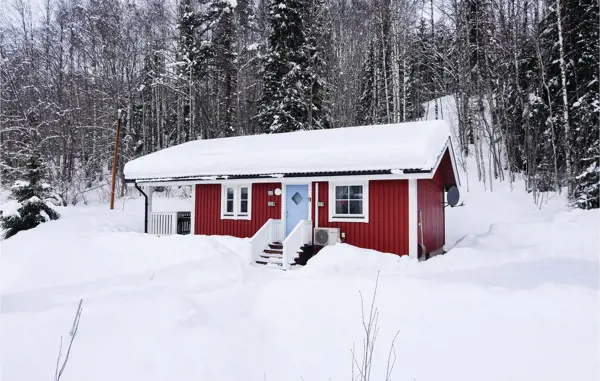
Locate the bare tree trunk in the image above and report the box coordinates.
[555,0,572,195]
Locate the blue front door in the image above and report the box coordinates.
[285,184,309,236]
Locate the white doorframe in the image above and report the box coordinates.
[408,179,418,258]
[281,182,312,238]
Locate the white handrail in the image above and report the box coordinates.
[250,219,282,264]
[282,220,312,270]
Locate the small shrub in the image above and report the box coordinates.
[1,151,60,239]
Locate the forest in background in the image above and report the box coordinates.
[0,0,597,208]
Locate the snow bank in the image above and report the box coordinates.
[0,199,21,217]
[0,203,246,293]
[124,120,451,180]
[301,208,599,289]
[298,243,415,276]
[2,196,598,381]
[301,174,598,291]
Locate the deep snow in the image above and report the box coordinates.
[1,172,598,381]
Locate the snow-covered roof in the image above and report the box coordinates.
[124,120,453,182]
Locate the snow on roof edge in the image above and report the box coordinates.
[124,121,452,181]
[128,168,432,184]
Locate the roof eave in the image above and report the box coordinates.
[125,168,435,186]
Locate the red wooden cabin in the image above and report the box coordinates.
[124,121,461,268]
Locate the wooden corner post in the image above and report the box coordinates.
[110,109,122,210]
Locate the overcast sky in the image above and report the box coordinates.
[0,0,180,29]
[0,0,46,29]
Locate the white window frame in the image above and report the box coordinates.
[328,180,369,223]
[221,184,252,220]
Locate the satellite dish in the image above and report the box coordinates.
[274,188,282,196]
[447,186,460,207]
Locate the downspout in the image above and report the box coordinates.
[134,182,149,233]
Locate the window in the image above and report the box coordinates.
[239,186,249,215]
[225,187,234,215]
[328,181,369,222]
[221,185,251,220]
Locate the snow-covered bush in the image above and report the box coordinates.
[0,152,59,239]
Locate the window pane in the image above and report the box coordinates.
[226,187,234,200]
[240,187,248,200]
[335,186,348,199]
[335,200,348,214]
[349,200,363,214]
[226,200,234,213]
[240,200,248,214]
[350,186,363,199]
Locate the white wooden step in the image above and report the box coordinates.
[260,252,283,259]
[256,257,282,265]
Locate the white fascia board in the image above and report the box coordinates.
[447,139,462,187]
[429,139,461,188]
[131,172,435,187]
[429,141,449,179]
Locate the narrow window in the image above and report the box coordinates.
[239,187,249,215]
[335,186,349,214]
[349,185,363,214]
[226,187,234,215]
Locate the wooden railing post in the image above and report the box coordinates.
[282,220,312,270]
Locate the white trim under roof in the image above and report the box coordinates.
[446,140,462,187]
[129,172,436,187]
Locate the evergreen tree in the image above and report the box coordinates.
[355,0,393,125]
[210,0,238,137]
[176,0,201,142]
[1,148,60,239]
[411,19,434,117]
[568,0,599,208]
[234,0,260,135]
[177,0,207,81]
[257,0,333,132]
[357,42,377,125]
[257,0,309,133]
[303,0,333,129]
[540,0,599,207]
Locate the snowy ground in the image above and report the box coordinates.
[2,172,598,381]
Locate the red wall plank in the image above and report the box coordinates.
[417,157,446,253]
[312,180,409,255]
[194,182,282,237]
